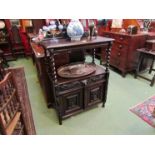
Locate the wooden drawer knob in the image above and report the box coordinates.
[117,52,121,56]
[120,37,123,40]
[119,45,123,49]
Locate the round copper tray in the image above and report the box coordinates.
[57,62,96,78]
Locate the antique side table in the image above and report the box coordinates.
[135,48,155,86]
[33,36,114,124]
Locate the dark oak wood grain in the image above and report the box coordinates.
[31,36,113,124]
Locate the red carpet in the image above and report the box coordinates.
[130,95,155,128]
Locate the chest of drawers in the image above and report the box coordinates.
[102,32,147,77]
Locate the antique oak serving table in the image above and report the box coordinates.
[32,36,114,124]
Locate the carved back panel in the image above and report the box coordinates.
[0,72,26,135]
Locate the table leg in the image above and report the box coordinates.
[149,58,155,74]
[150,74,155,86]
[102,42,111,107]
[92,48,95,64]
[134,53,144,78]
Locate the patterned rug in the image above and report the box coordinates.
[130,95,155,128]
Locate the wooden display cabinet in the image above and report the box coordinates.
[32,36,113,124]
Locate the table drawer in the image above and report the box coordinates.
[55,81,82,95]
[111,42,128,52]
[111,48,128,59]
[115,35,130,44]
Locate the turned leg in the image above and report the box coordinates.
[102,101,105,107]
[150,74,155,86]
[100,59,102,65]
[122,72,126,78]
[55,104,62,125]
[102,71,110,107]
[149,58,155,74]
[58,114,62,125]
[102,42,112,107]
[56,98,63,125]
[92,48,96,64]
[134,53,144,79]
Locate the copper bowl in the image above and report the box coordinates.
[57,62,96,78]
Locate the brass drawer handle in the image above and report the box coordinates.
[117,52,121,56]
[119,45,123,49]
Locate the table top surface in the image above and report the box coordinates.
[103,31,155,37]
[30,36,114,58]
[137,48,155,56]
[146,39,155,43]
[0,41,9,45]
[40,36,114,49]
[30,42,44,58]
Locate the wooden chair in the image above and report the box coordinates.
[0,72,27,135]
[9,25,26,57]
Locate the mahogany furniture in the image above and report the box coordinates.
[147,32,155,40]
[27,33,38,63]
[0,39,13,60]
[32,36,114,125]
[146,39,155,51]
[9,25,26,57]
[0,33,13,59]
[30,42,53,106]
[101,31,147,77]
[135,49,155,86]
[0,20,37,59]
[149,21,155,32]
[0,20,15,59]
